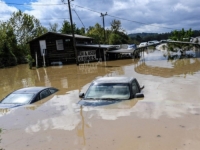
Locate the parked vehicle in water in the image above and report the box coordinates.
[78,77,144,106]
[147,40,160,45]
[0,87,58,109]
[127,44,137,49]
[138,42,148,47]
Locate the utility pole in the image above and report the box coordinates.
[62,0,79,65]
[100,12,107,44]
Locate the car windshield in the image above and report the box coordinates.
[85,83,130,100]
[1,93,35,104]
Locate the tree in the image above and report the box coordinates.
[0,10,47,67]
[110,19,122,33]
[0,21,18,67]
[86,23,104,43]
[109,33,122,44]
[170,28,193,41]
[8,10,47,45]
[48,23,59,32]
[59,20,73,34]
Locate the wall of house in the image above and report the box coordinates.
[29,33,97,66]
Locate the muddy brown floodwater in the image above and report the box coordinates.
[1,48,200,150]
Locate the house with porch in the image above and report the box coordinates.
[27,32,119,67]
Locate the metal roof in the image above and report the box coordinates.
[76,44,119,49]
[107,49,135,53]
[27,32,93,43]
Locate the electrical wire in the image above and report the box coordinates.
[72,9,85,28]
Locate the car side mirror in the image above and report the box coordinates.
[135,93,144,98]
[79,93,85,98]
[140,85,144,90]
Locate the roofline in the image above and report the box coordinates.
[27,32,94,44]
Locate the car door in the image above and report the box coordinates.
[39,89,51,100]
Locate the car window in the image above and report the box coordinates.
[40,89,51,99]
[49,88,58,94]
[132,81,139,96]
[31,95,40,104]
[1,93,35,104]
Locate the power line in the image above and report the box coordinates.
[107,14,176,30]
[72,9,85,28]
[73,4,176,30]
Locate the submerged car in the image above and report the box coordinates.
[0,87,58,109]
[127,44,137,49]
[147,40,160,45]
[78,77,144,106]
[138,42,148,47]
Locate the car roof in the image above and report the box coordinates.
[13,87,52,94]
[139,42,147,44]
[93,77,135,84]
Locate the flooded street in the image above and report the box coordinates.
[1,48,200,150]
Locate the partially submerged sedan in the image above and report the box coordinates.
[0,87,58,109]
[78,77,144,106]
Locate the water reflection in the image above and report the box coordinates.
[82,98,144,120]
[0,58,139,99]
[76,106,86,145]
[135,49,200,77]
[24,90,81,133]
[1,49,200,150]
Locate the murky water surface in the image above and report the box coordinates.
[1,48,200,150]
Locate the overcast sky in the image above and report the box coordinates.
[1,0,200,34]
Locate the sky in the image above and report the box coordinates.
[0,0,200,34]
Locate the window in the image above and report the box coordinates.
[132,81,139,96]
[56,39,64,50]
[40,90,51,99]
[49,88,58,94]
[1,93,34,104]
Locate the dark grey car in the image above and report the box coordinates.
[78,77,144,106]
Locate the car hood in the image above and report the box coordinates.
[0,103,24,109]
[78,99,122,106]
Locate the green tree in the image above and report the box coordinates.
[109,33,122,44]
[168,28,194,53]
[86,23,104,43]
[109,19,129,44]
[60,20,72,34]
[7,10,47,64]
[170,28,193,41]
[8,10,47,45]
[0,22,18,67]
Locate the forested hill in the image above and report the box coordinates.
[128,33,158,38]
[128,30,200,42]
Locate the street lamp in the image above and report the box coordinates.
[100,12,107,44]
